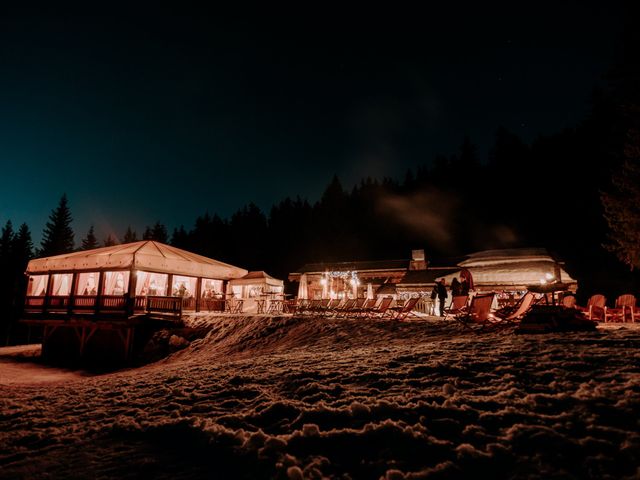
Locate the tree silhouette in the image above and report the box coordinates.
[13,223,33,264]
[601,129,640,270]
[40,194,74,257]
[81,225,99,250]
[143,222,169,243]
[171,226,189,248]
[123,226,138,243]
[103,234,118,247]
[0,220,13,262]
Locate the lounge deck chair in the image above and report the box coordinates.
[351,298,378,317]
[453,293,499,331]
[443,295,469,320]
[366,297,393,319]
[491,291,536,325]
[387,297,421,321]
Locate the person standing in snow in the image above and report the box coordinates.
[430,279,448,316]
[451,277,462,297]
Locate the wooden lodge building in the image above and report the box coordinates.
[289,248,578,306]
[21,241,253,363]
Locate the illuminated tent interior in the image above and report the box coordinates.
[228,271,284,313]
[24,241,248,314]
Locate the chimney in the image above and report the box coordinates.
[409,249,427,270]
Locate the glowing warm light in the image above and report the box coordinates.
[320,278,327,286]
[545,273,555,281]
[540,278,547,284]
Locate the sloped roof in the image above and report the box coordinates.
[459,248,552,267]
[398,268,461,285]
[294,259,409,274]
[241,271,277,280]
[26,241,248,280]
[229,270,283,286]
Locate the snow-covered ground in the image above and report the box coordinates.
[1,315,639,479]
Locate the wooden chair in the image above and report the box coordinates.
[561,294,577,308]
[453,293,497,330]
[604,294,637,323]
[577,294,606,321]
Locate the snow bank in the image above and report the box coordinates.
[1,317,639,479]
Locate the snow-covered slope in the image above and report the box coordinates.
[1,316,639,479]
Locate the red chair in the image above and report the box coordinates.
[577,294,606,321]
[388,297,421,321]
[454,293,497,330]
[444,295,469,320]
[604,294,637,323]
[491,291,536,324]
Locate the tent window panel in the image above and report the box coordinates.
[135,271,168,296]
[172,275,196,298]
[27,275,49,296]
[267,285,283,294]
[201,279,223,298]
[51,274,73,296]
[103,271,130,295]
[76,272,99,295]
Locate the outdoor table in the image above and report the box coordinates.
[527,282,572,305]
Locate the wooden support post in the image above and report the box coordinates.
[127,269,138,317]
[95,272,105,315]
[125,327,133,360]
[79,327,87,357]
[45,274,54,314]
[67,272,78,317]
[167,274,174,297]
[195,277,202,312]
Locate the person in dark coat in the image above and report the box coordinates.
[460,278,470,296]
[451,277,462,297]
[430,278,448,316]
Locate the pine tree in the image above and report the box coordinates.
[123,226,138,243]
[12,223,33,267]
[40,194,75,256]
[601,129,640,270]
[81,225,99,250]
[103,234,118,247]
[0,220,13,261]
[11,223,33,308]
[0,221,15,326]
[171,225,189,248]
[143,222,168,243]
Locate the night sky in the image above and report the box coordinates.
[0,3,625,244]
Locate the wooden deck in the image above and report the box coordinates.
[20,296,185,365]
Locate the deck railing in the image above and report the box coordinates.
[25,294,182,319]
[146,296,182,319]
